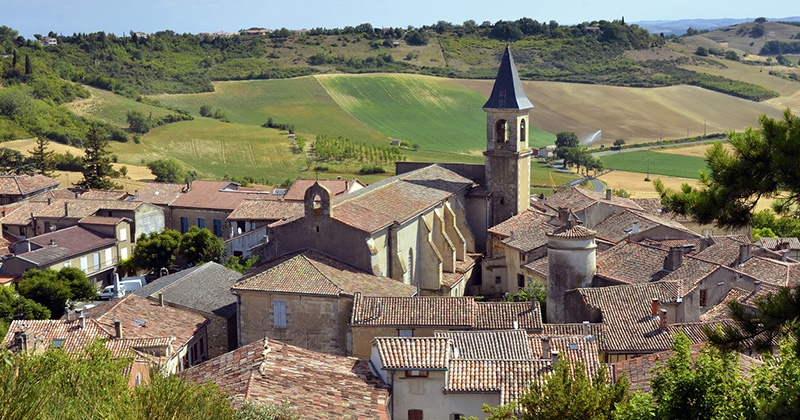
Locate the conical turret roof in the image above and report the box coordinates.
[483,45,534,110]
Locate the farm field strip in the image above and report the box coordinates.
[599,150,709,179]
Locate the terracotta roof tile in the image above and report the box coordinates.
[488,209,557,252]
[592,209,699,243]
[3,319,111,352]
[283,178,364,201]
[227,199,303,221]
[170,180,269,211]
[595,242,672,284]
[93,295,208,349]
[0,200,50,225]
[331,165,474,233]
[374,337,450,369]
[757,237,800,251]
[182,338,389,418]
[542,187,643,213]
[436,329,533,360]
[79,190,130,200]
[351,295,543,330]
[136,182,186,206]
[232,250,417,297]
[548,224,596,239]
[0,175,59,196]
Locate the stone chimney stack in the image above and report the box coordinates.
[558,207,569,225]
[582,320,590,337]
[114,319,123,339]
[551,350,559,367]
[64,202,69,217]
[541,338,551,359]
[158,292,165,307]
[651,298,659,317]
[78,311,86,329]
[738,243,752,265]
[659,309,667,330]
[664,246,683,271]
[606,189,612,200]
[754,280,762,293]
[632,221,639,235]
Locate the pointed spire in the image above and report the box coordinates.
[483,45,533,110]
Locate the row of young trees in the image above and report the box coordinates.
[553,131,605,176]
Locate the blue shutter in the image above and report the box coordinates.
[180,217,188,234]
[197,218,205,229]
[213,219,223,237]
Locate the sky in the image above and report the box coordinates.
[4,0,799,39]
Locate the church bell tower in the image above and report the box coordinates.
[483,45,534,227]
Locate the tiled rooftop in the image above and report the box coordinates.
[136,182,186,206]
[92,295,208,349]
[330,165,474,233]
[351,295,543,330]
[232,250,417,298]
[79,190,130,200]
[591,209,698,243]
[0,174,59,196]
[182,338,390,418]
[757,237,800,251]
[374,337,450,369]
[170,180,269,211]
[488,209,557,252]
[542,187,643,214]
[227,199,303,221]
[134,262,240,318]
[15,226,117,266]
[3,318,110,352]
[283,178,364,201]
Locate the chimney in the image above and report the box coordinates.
[26,240,31,253]
[632,221,639,235]
[158,292,165,307]
[64,202,69,217]
[50,239,55,246]
[582,320,590,336]
[47,197,52,205]
[541,338,551,359]
[114,319,123,339]
[78,311,86,329]
[510,230,515,242]
[754,280,761,293]
[651,298,659,317]
[551,350,559,367]
[606,189,612,200]
[659,309,667,330]
[513,320,519,330]
[558,207,568,224]
[738,243,752,265]
[664,246,683,271]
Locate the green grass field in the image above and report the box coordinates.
[66,87,175,128]
[600,150,709,179]
[316,74,487,152]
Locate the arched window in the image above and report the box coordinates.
[495,119,508,143]
[520,119,527,144]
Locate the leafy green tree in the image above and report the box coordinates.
[147,158,186,183]
[27,137,55,177]
[650,333,756,419]
[77,126,121,190]
[613,138,625,148]
[0,287,51,338]
[656,110,800,228]
[16,267,96,319]
[179,227,226,265]
[234,401,300,420]
[224,255,259,274]
[752,209,800,238]
[518,360,630,419]
[0,147,31,174]
[126,109,151,134]
[695,46,709,56]
[24,54,31,75]
[131,229,182,274]
[751,339,800,418]
[199,104,213,117]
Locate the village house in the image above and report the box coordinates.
[167,180,269,237]
[0,174,59,205]
[225,199,302,258]
[133,262,241,359]
[349,294,543,358]
[231,249,417,355]
[182,337,390,419]
[281,177,365,202]
[369,329,604,420]
[1,217,133,285]
[755,236,800,260]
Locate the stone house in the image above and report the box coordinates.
[281,178,365,202]
[231,249,417,354]
[133,262,241,359]
[755,237,800,260]
[1,217,133,285]
[182,338,390,418]
[536,187,644,228]
[225,199,302,258]
[350,294,543,358]
[168,180,269,238]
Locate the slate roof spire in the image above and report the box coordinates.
[483,45,534,110]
